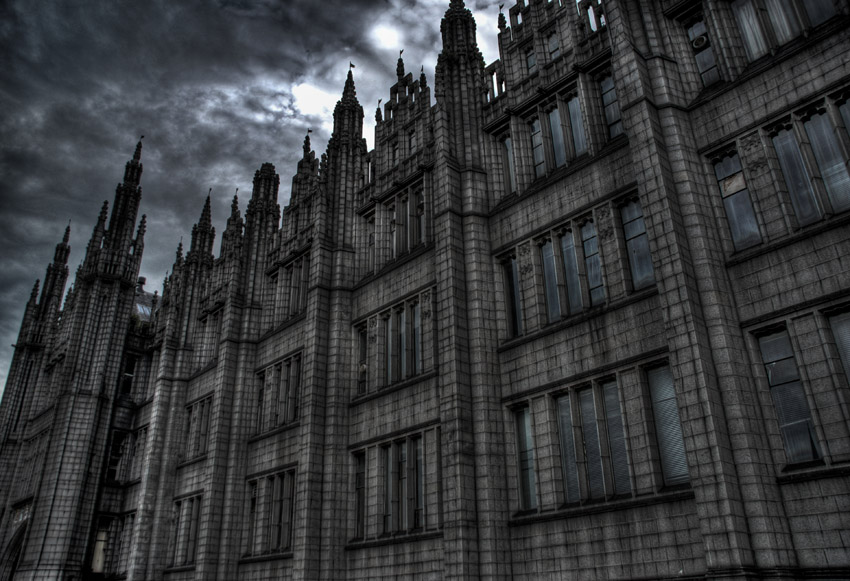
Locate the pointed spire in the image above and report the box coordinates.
[420,65,427,87]
[134,135,144,161]
[303,132,312,157]
[136,214,147,238]
[63,221,71,244]
[397,50,405,81]
[200,191,212,229]
[30,279,41,303]
[231,192,240,217]
[341,69,357,105]
[176,239,184,262]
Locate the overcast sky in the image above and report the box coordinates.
[0,0,501,392]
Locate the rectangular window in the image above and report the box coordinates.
[560,230,583,314]
[804,111,850,212]
[830,312,850,382]
[647,366,690,485]
[620,200,655,289]
[567,96,588,157]
[531,119,546,178]
[382,445,394,533]
[411,302,422,375]
[408,130,416,154]
[187,396,212,458]
[171,495,202,566]
[526,48,537,75]
[503,137,517,194]
[413,437,424,529]
[581,221,605,306]
[358,327,368,394]
[246,470,294,555]
[714,153,762,250]
[548,32,561,60]
[367,216,375,273]
[548,107,567,168]
[758,331,822,463]
[354,453,366,539]
[686,16,720,86]
[389,204,398,259]
[414,190,426,246]
[397,308,407,380]
[733,0,834,61]
[772,127,823,225]
[515,407,537,510]
[578,389,605,498]
[602,380,631,495]
[557,396,581,504]
[385,315,394,384]
[504,256,523,337]
[540,239,561,322]
[396,197,408,255]
[256,377,265,434]
[600,75,623,138]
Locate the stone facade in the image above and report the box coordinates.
[1,0,849,579]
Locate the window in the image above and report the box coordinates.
[559,230,583,315]
[772,125,823,225]
[525,48,537,75]
[354,453,366,539]
[170,495,202,567]
[357,326,368,394]
[367,215,375,273]
[186,396,212,460]
[581,220,605,306]
[245,470,295,556]
[646,366,690,485]
[685,15,720,86]
[619,199,655,289]
[381,438,424,534]
[548,32,561,60]
[502,136,517,194]
[255,354,301,434]
[120,354,137,395]
[803,110,850,212]
[599,75,623,139]
[412,189,426,247]
[530,118,546,177]
[732,0,835,62]
[408,129,416,154]
[758,330,822,463]
[548,107,567,168]
[357,290,430,393]
[830,312,850,382]
[557,380,631,503]
[713,152,761,250]
[515,407,537,510]
[566,96,588,157]
[285,256,309,317]
[576,0,606,32]
[540,239,561,322]
[503,256,524,337]
[91,513,136,575]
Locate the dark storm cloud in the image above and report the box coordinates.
[0,0,502,390]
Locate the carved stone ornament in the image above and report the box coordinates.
[739,131,768,176]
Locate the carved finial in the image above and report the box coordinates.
[63,221,71,244]
[137,214,147,237]
[231,191,240,215]
[341,68,357,103]
[498,10,507,30]
[133,135,144,161]
[304,129,312,157]
[420,65,426,87]
[376,105,383,123]
[30,279,40,301]
[397,50,405,80]
[200,192,212,226]
[176,238,184,261]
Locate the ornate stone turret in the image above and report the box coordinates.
[220,193,244,258]
[187,194,215,266]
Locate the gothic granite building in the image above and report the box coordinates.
[1,0,850,579]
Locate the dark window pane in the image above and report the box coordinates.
[557,396,581,503]
[516,408,537,509]
[567,97,587,156]
[549,108,567,167]
[830,312,850,382]
[603,381,631,495]
[723,190,762,250]
[804,113,850,212]
[579,389,605,498]
[541,240,561,322]
[560,233,583,314]
[732,0,768,61]
[647,366,690,485]
[773,129,822,225]
[803,0,834,26]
